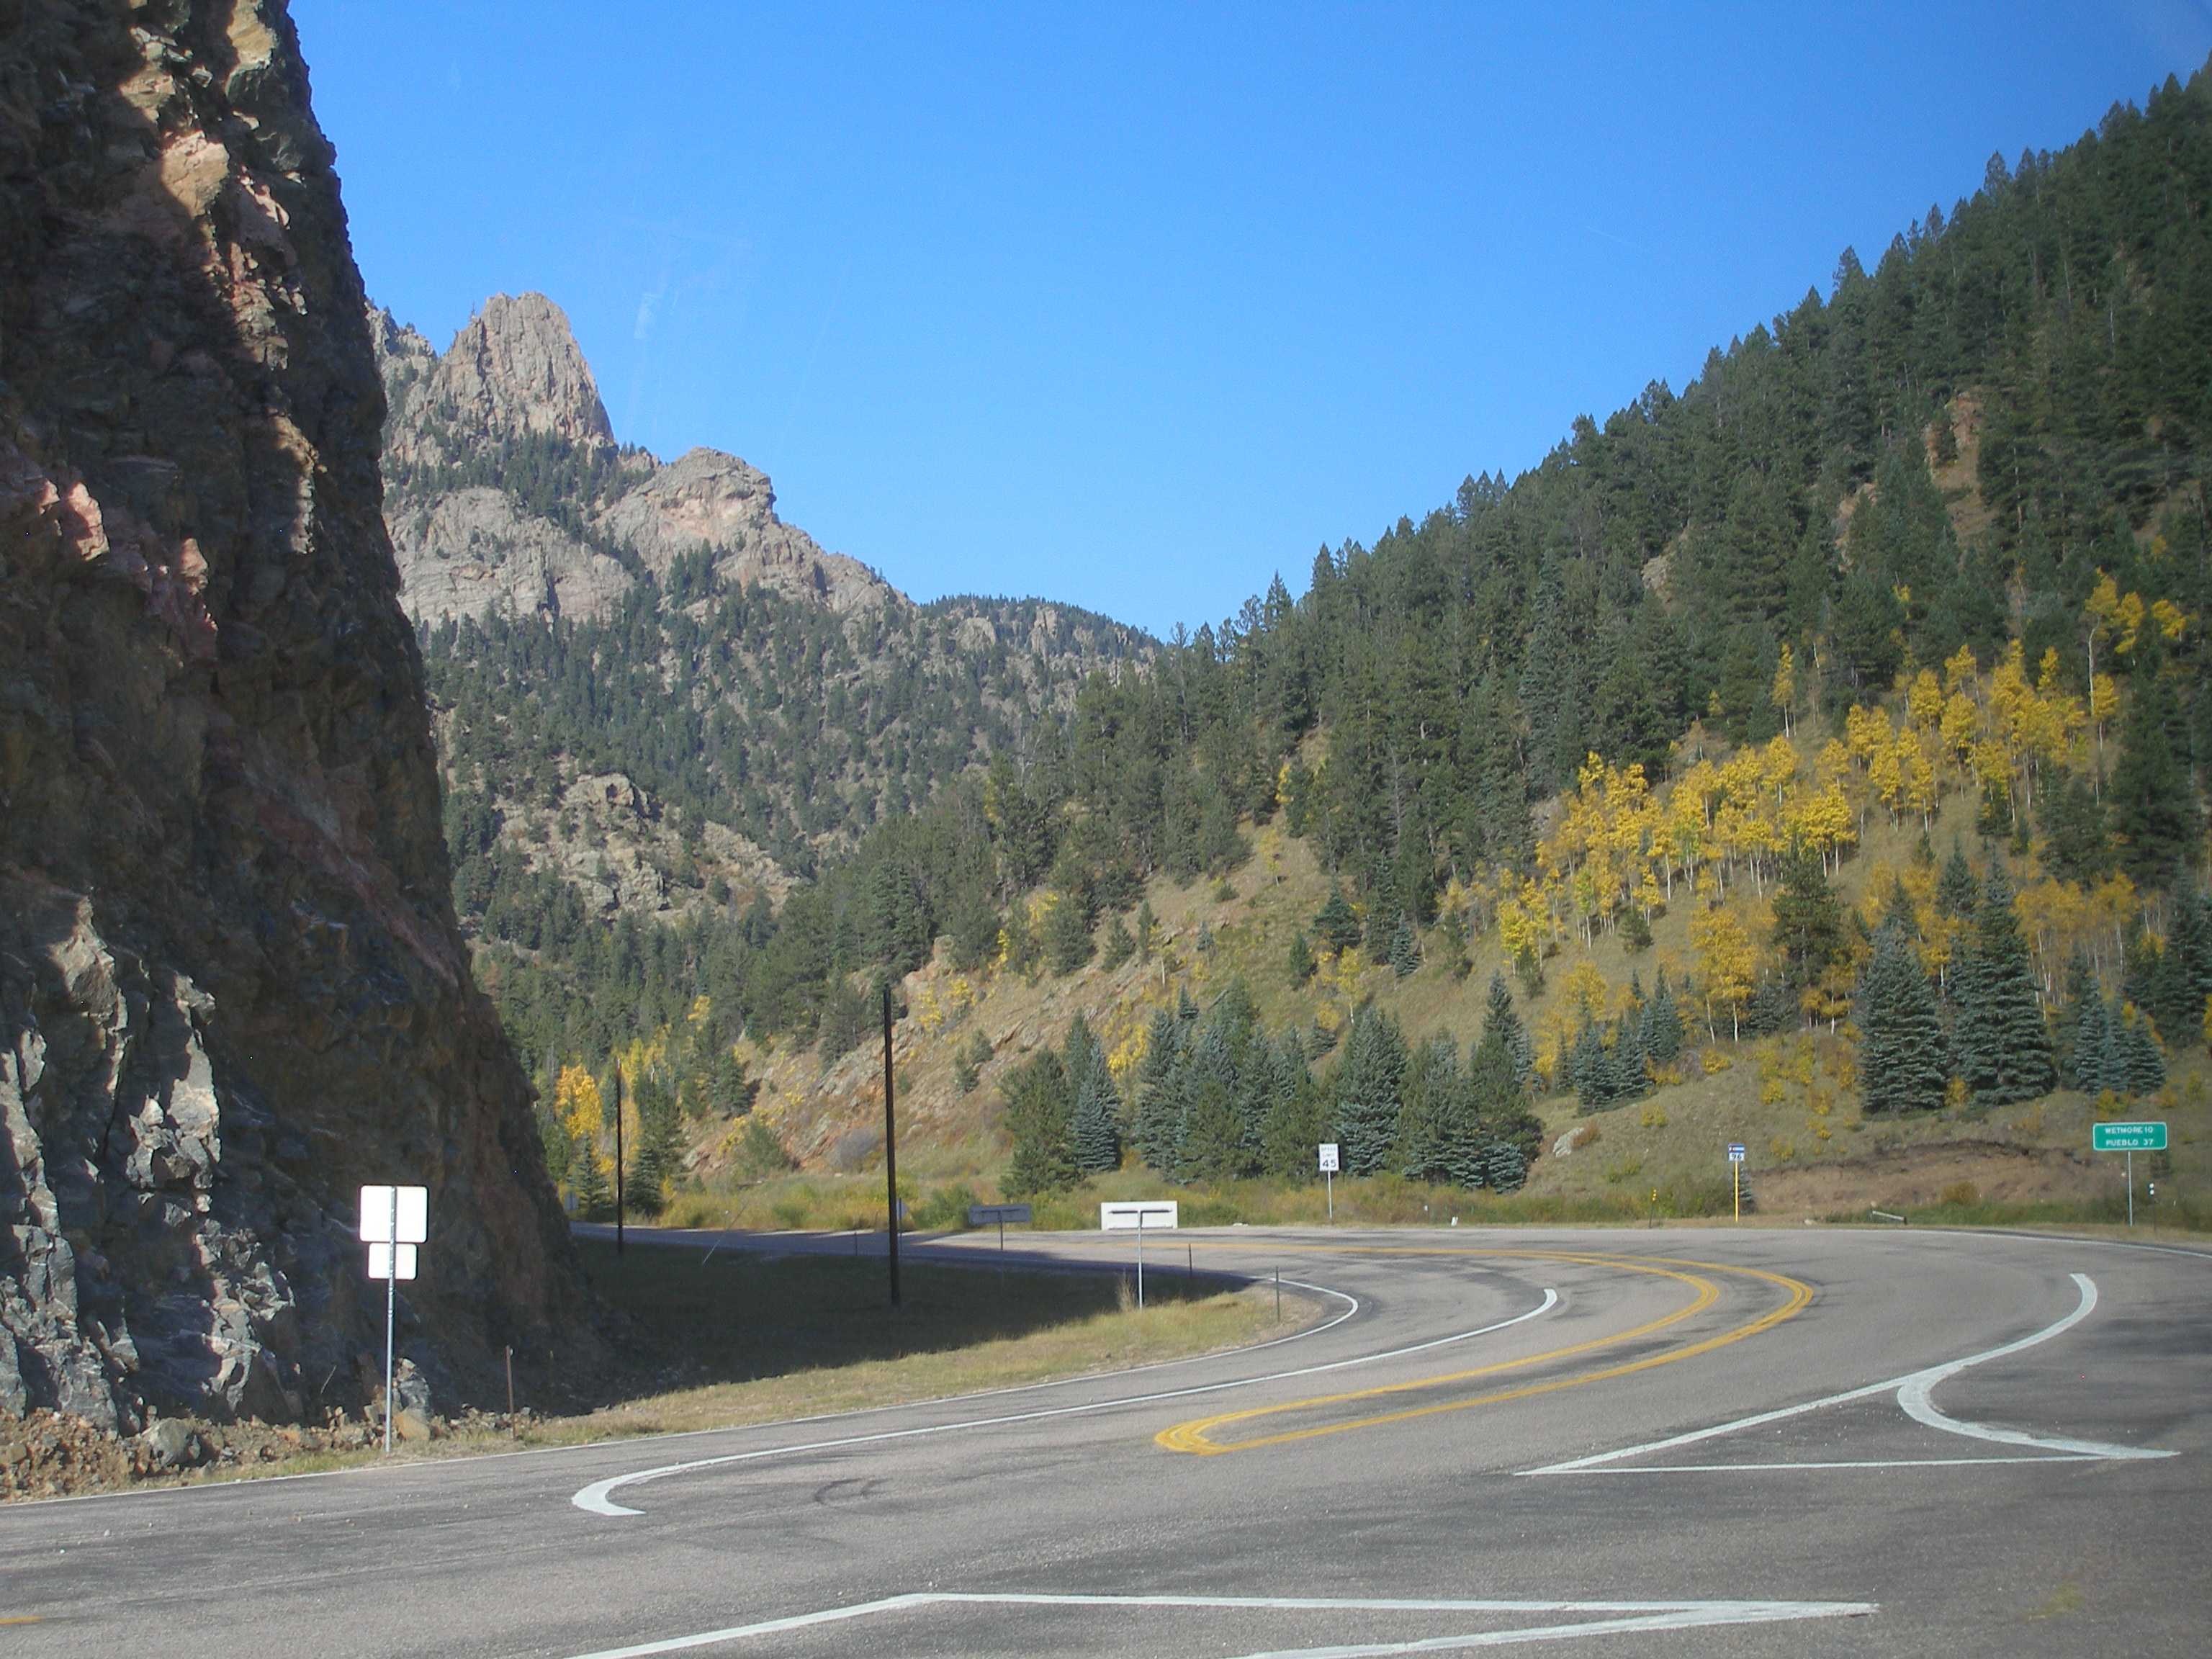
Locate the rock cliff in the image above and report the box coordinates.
[0,0,590,1429]
[374,295,889,623]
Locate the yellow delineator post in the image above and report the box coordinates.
[1727,1143,1746,1220]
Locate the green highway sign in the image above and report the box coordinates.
[2093,1121,2168,1151]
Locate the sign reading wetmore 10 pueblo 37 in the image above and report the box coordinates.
[2092,1121,2167,1229]
[2093,1121,2168,1151]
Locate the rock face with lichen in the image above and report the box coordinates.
[0,0,592,1431]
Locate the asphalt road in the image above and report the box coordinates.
[1,1224,2205,1658]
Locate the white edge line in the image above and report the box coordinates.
[1549,1456,2110,1473]
[572,1288,1561,1516]
[1524,1270,2175,1475]
[560,1593,1876,1659]
[17,1249,1367,1514]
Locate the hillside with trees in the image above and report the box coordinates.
[420,66,2212,1225]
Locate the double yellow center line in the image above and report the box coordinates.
[1157,1250,1813,1455]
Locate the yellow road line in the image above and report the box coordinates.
[1157,1254,1814,1455]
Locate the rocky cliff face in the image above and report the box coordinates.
[0,0,590,1430]
[374,295,890,623]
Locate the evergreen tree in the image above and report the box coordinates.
[1856,919,1948,1114]
[1066,1019,1123,1175]
[2120,1014,2167,1096]
[1130,1008,1186,1171]
[1936,839,1979,918]
[2072,994,2117,1094]
[1332,1003,1408,1174]
[1259,1029,1328,1180]
[1002,1051,1077,1197]
[2038,773,2115,885]
[1043,891,1095,976]
[1952,870,2055,1105]
[1313,886,1362,952]
[570,1134,611,1220]
[2054,949,2099,1088]
[1397,1037,1486,1187]
[1771,846,1846,995]
[1287,930,1317,986]
[1388,919,1422,979]
[1483,1141,1529,1193]
[2108,664,2194,884]
[1100,914,1137,971]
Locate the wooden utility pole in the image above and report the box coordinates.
[613,1066,625,1256]
[884,985,900,1307]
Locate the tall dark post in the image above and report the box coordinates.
[883,985,900,1307]
[613,1066,625,1256]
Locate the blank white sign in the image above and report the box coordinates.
[367,1242,418,1281]
[1100,1202,1178,1231]
[358,1185,428,1244]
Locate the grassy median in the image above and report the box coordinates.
[531,1238,1313,1442]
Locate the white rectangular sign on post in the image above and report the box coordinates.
[357,1186,428,1244]
[359,1183,428,1455]
[1727,1144,1746,1163]
[1100,1201,1179,1231]
[1318,1143,1340,1174]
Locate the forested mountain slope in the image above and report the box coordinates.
[434,66,2212,1213]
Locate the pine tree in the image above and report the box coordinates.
[1066,1020,1122,1175]
[1130,1008,1186,1171]
[1483,1141,1529,1192]
[1952,869,2055,1105]
[1388,919,1422,979]
[2108,662,2193,884]
[1100,914,1137,971]
[2120,1012,2167,1096]
[1856,919,1948,1114]
[570,1133,611,1219]
[1043,891,1095,976]
[1002,1051,1077,1197]
[2073,995,2119,1094]
[1397,1037,1481,1187]
[1287,930,1317,986]
[2054,949,2098,1087]
[1936,839,1978,918]
[1332,1003,1407,1174]
[1313,886,1362,952]
[1771,845,1845,993]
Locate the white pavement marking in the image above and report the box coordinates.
[558,1591,1877,1659]
[572,1287,1560,1516]
[1524,1272,2177,1475]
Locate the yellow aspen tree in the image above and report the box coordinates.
[1691,906,1757,1042]
[1906,667,1945,730]
[1771,644,1797,738]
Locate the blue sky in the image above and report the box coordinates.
[297,1,2212,638]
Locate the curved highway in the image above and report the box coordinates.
[0,1224,2203,1658]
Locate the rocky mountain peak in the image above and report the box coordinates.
[376,297,894,623]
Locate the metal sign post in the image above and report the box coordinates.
[1319,1142,1339,1221]
[613,1067,625,1256]
[1100,1202,1179,1308]
[1727,1144,1746,1220]
[2092,1122,2167,1227]
[968,1204,1033,1252]
[358,1184,427,1453]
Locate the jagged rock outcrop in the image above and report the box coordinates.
[372,293,893,623]
[0,0,592,1429]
